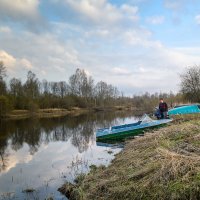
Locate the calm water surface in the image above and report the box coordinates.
[0,111,139,200]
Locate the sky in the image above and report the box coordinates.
[0,0,200,95]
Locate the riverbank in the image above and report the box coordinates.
[3,106,135,120]
[59,114,200,200]
[5,108,88,120]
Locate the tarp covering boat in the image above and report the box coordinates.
[168,104,200,115]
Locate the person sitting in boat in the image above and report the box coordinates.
[159,98,168,119]
[154,107,161,119]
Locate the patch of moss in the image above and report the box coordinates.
[74,173,86,185]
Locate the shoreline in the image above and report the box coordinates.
[58,114,200,200]
[4,108,88,120]
[2,106,138,120]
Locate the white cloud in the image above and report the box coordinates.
[50,20,200,94]
[0,1,200,94]
[0,50,16,69]
[146,16,165,25]
[88,41,200,94]
[85,29,110,38]
[124,31,144,45]
[0,26,11,34]
[195,15,200,25]
[0,0,46,31]
[164,0,182,10]
[64,0,122,24]
[0,50,34,75]
[164,0,197,12]
[0,0,40,20]
[65,51,81,66]
[120,4,139,21]
[60,0,139,26]
[111,67,131,76]
[174,47,200,56]
[121,4,138,15]
[0,30,82,81]
[41,70,47,75]
[1,24,200,94]
[123,29,163,48]
[53,65,66,73]
[20,58,33,70]
[83,69,91,76]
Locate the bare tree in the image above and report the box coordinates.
[180,66,200,102]
[58,81,68,98]
[69,68,94,99]
[24,71,40,99]
[9,78,23,97]
[94,81,119,106]
[0,62,7,95]
[41,79,50,95]
[0,61,6,81]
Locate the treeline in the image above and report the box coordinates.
[102,91,184,113]
[1,60,196,117]
[0,61,122,116]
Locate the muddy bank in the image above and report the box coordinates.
[59,114,200,200]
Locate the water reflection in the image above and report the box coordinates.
[0,111,138,199]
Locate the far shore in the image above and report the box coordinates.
[3,106,141,120]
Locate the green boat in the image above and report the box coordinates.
[96,115,172,141]
[168,104,200,115]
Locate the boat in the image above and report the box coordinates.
[96,114,172,141]
[168,104,200,115]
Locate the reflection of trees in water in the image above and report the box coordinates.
[0,150,9,172]
[92,110,138,129]
[0,137,9,172]
[0,111,137,171]
[0,150,8,172]
[11,120,41,155]
[69,111,137,153]
[71,120,95,153]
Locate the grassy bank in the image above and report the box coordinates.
[3,106,134,120]
[5,108,88,120]
[59,114,200,200]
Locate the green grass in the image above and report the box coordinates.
[59,114,200,200]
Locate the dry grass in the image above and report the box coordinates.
[6,108,89,119]
[10,110,29,115]
[59,114,200,200]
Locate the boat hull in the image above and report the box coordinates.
[96,119,172,141]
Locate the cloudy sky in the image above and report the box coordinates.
[0,0,200,95]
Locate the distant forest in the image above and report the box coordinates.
[1,60,197,117]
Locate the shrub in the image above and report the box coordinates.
[0,95,13,117]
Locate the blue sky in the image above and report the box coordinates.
[0,0,200,95]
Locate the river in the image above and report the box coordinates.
[0,111,140,200]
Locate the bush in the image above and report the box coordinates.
[0,95,13,117]
[28,101,39,113]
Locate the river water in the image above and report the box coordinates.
[0,111,139,200]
